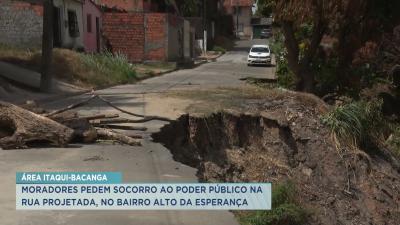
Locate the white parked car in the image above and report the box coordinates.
[247,45,271,66]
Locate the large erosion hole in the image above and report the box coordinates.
[152,112,299,182]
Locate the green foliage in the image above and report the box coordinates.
[240,181,308,225]
[80,51,136,85]
[212,46,227,54]
[271,32,296,89]
[322,100,385,148]
[177,0,199,17]
[312,57,340,96]
[256,0,274,17]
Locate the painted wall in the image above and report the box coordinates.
[83,0,102,52]
[0,0,43,47]
[54,0,85,49]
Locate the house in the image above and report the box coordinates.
[83,0,102,53]
[99,0,193,62]
[53,0,85,50]
[0,0,85,50]
[251,17,273,39]
[223,0,254,38]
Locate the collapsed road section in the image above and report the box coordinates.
[153,107,400,225]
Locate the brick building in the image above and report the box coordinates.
[100,0,193,62]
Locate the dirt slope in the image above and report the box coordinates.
[153,91,400,225]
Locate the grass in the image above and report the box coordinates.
[239,181,308,225]
[0,44,137,88]
[321,100,386,149]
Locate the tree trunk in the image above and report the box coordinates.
[0,101,74,149]
[40,0,54,92]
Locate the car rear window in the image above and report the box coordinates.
[251,47,269,53]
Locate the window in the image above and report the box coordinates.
[87,14,92,33]
[68,10,79,37]
[251,47,270,53]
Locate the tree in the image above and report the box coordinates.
[175,0,200,17]
[255,0,273,17]
[273,0,335,92]
[261,0,400,93]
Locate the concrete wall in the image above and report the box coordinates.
[83,0,102,53]
[53,0,84,49]
[183,20,191,60]
[0,0,43,47]
[167,14,184,61]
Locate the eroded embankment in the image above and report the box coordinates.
[153,108,400,225]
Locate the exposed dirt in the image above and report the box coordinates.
[153,92,400,225]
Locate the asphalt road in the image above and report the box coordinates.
[0,39,275,225]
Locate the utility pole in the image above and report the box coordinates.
[40,0,54,92]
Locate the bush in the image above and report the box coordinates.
[212,45,227,54]
[322,100,386,148]
[240,181,308,225]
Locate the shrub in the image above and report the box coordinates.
[240,181,308,225]
[212,45,227,54]
[322,100,386,148]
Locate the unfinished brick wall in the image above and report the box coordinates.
[102,13,145,62]
[0,0,43,47]
[102,12,168,62]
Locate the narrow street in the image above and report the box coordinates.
[0,39,275,225]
